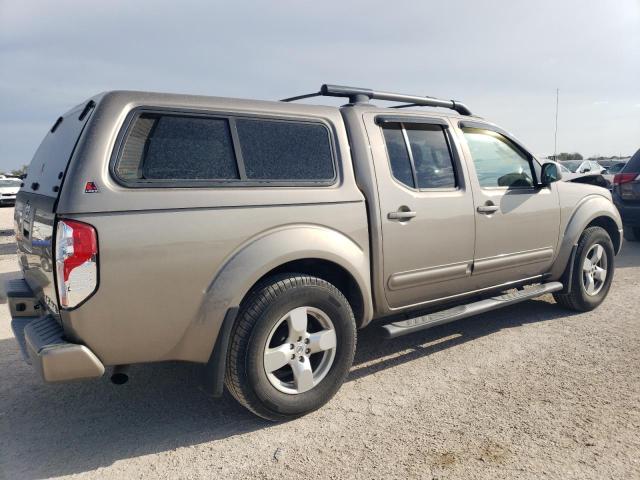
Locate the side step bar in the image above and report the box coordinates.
[381,282,563,339]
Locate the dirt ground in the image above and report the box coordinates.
[0,206,638,480]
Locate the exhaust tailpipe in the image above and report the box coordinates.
[110,365,129,385]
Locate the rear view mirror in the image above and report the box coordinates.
[541,162,562,186]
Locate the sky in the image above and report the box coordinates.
[1,0,639,171]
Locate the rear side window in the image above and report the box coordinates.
[381,122,457,189]
[236,118,334,181]
[117,114,239,181]
[624,149,640,172]
[115,112,336,185]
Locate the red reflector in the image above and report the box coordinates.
[613,173,638,185]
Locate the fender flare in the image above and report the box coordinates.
[205,224,372,318]
[549,194,622,281]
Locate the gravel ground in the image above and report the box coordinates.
[0,206,638,480]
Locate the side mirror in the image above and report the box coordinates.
[540,163,562,186]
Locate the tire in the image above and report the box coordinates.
[553,226,615,311]
[623,227,640,242]
[225,274,357,421]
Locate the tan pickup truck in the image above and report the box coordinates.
[9,85,622,420]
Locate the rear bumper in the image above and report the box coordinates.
[7,279,104,382]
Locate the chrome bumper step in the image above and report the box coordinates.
[381,282,563,339]
[22,315,105,382]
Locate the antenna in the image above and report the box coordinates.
[553,88,559,160]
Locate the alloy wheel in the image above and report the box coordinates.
[263,306,337,394]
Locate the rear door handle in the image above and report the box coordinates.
[476,203,499,214]
[388,210,417,221]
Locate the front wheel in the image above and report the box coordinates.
[553,226,615,311]
[225,274,357,421]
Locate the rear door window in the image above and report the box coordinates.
[382,123,415,188]
[381,122,457,189]
[405,124,457,189]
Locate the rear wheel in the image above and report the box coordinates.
[623,226,640,242]
[225,274,356,421]
[553,226,615,311]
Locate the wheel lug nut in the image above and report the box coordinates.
[304,338,310,344]
[291,354,295,360]
[298,336,302,342]
[298,356,304,362]
[305,349,310,354]
[289,344,294,349]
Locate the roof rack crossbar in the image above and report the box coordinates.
[281,84,472,116]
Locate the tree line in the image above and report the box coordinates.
[548,153,583,161]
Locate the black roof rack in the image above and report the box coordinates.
[281,84,472,116]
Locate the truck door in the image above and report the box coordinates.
[364,113,476,309]
[457,122,560,288]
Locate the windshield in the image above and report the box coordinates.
[0,179,21,187]
[562,161,583,172]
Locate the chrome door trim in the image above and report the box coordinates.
[387,261,472,291]
[473,247,554,275]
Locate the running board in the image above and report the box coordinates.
[381,282,563,339]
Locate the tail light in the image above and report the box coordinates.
[613,173,639,185]
[613,172,640,200]
[55,219,98,308]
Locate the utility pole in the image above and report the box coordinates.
[554,88,559,161]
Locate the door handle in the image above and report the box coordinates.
[388,209,417,221]
[477,202,499,214]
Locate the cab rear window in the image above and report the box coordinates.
[114,111,336,186]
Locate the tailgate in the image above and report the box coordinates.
[15,196,57,313]
[15,100,95,315]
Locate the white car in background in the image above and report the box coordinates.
[0,178,22,206]
[561,160,606,175]
[546,160,609,189]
